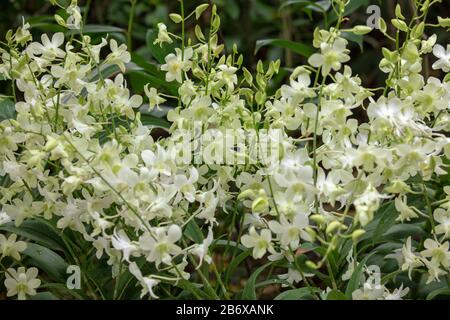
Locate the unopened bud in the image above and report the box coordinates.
[351,25,372,35]
[45,136,59,152]
[252,197,269,213]
[310,214,326,226]
[326,221,342,235]
[352,229,366,242]
[237,189,255,200]
[305,261,319,269]
[304,227,316,242]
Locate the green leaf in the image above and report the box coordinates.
[225,0,240,19]
[342,32,364,51]
[443,72,450,83]
[384,223,427,239]
[254,277,293,289]
[242,263,272,300]
[213,239,247,251]
[41,282,85,299]
[177,279,211,299]
[184,219,204,243]
[426,288,450,300]
[325,0,369,25]
[280,0,313,10]
[87,64,121,82]
[0,220,65,252]
[31,23,66,33]
[23,243,69,283]
[280,0,331,12]
[360,207,426,247]
[87,63,143,82]
[326,289,348,300]
[0,97,16,121]
[255,39,314,58]
[131,53,161,75]
[128,70,179,96]
[29,292,59,300]
[224,250,250,285]
[140,112,171,129]
[275,287,317,300]
[68,25,125,35]
[371,202,396,243]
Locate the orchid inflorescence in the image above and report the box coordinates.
[0,0,449,300]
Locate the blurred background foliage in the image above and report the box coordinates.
[0,0,448,98]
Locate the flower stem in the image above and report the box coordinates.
[180,0,185,60]
[127,0,137,51]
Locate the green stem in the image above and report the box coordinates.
[83,0,92,25]
[191,257,220,299]
[9,48,16,104]
[267,176,280,217]
[180,0,185,60]
[211,261,230,300]
[326,260,338,290]
[421,178,436,233]
[205,8,214,95]
[312,77,326,214]
[113,263,123,300]
[127,0,137,51]
[54,88,61,131]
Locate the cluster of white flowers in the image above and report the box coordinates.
[0,0,449,299]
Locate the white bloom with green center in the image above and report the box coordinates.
[139,225,182,267]
[399,237,423,279]
[4,267,41,300]
[3,193,43,227]
[421,239,450,268]
[27,32,65,61]
[241,227,273,259]
[0,234,27,260]
[144,85,166,111]
[434,208,450,239]
[216,64,238,92]
[280,73,316,105]
[394,195,418,222]
[111,229,139,262]
[423,259,447,284]
[173,167,198,203]
[190,227,214,267]
[278,268,313,287]
[268,213,310,249]
[432,44,450,72]
[161,47,193,83]
[105,39,131,73]
[354,186,383,226]
[308,38,350,76]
